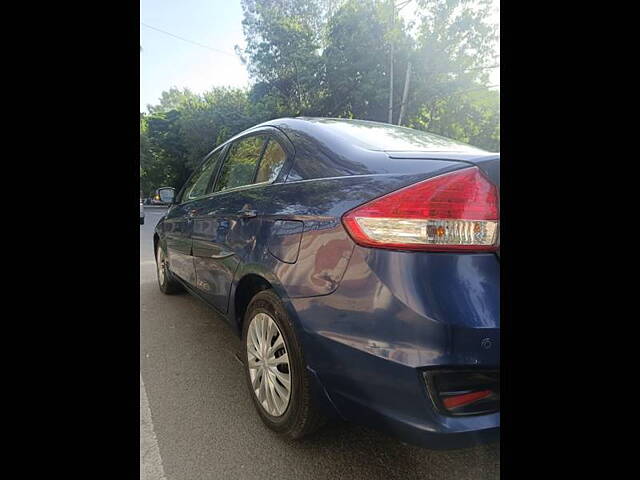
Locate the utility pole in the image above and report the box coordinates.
[388,2,395,124]
[388,0,411,124]
[398,61,412,125]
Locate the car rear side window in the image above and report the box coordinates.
[214,135,266,192]
[255,139,286,184]
[183,149,222,201]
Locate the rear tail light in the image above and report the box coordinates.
[342,167,499,252]
[424,370,500,416]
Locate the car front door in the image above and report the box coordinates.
[164,148,223,286]
[191,133,289,313]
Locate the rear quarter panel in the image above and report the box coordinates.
[239,162,469,301]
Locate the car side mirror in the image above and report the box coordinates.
[157,187,176,204]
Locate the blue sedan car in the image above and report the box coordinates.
[153,118,500,449]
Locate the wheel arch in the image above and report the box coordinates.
[231,265,294,335]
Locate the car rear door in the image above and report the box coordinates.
[164,148,224,286]
[191,131,289,313]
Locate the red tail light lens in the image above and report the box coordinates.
[342,167,499,251]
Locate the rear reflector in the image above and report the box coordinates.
[342,167,499,251]
[442,390,492,409]
[424,370,500,416]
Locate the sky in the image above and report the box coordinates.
[140,0,249,112]
[140,0,499,112]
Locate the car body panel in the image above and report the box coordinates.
[230,167,465,299]
[386,152,500,188]
[286,245,499,447]
[163,203,197,284]
[190,190,264,313]
[176,127,298,312]
[267,220,304,264]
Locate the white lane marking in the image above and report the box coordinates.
[140,373,167,480]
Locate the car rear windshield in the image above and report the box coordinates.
[308,118,487,153]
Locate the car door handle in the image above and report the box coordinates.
[237,208,258,218]
[185,209,197,222]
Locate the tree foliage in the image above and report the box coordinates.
[140,0,499,195]
[140,87,260,194]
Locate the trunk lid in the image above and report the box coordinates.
[385,152,500,188]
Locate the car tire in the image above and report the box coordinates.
[242,289,327,439]
[155,243,183,294]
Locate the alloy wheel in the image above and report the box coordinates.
[246,312,291,417]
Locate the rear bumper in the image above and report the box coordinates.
[302,330,499,449]
[289,247,500,449]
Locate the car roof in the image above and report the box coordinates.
[256,117,491,156]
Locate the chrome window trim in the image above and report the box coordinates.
[178,179,277,207]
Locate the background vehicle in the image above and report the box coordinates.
[153,118,500,449]
[140,199,145,225]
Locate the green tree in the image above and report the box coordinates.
[406,0,498,125]
[179,87,258,170]
[146,87,197,115]
[409,88,499,151]
[321,0,413,121]
[239,0,335,115]
[144,110,190,189]
[141,0,500,195]
[140,87,269,193]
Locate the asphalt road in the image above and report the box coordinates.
[140,206,500,480]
